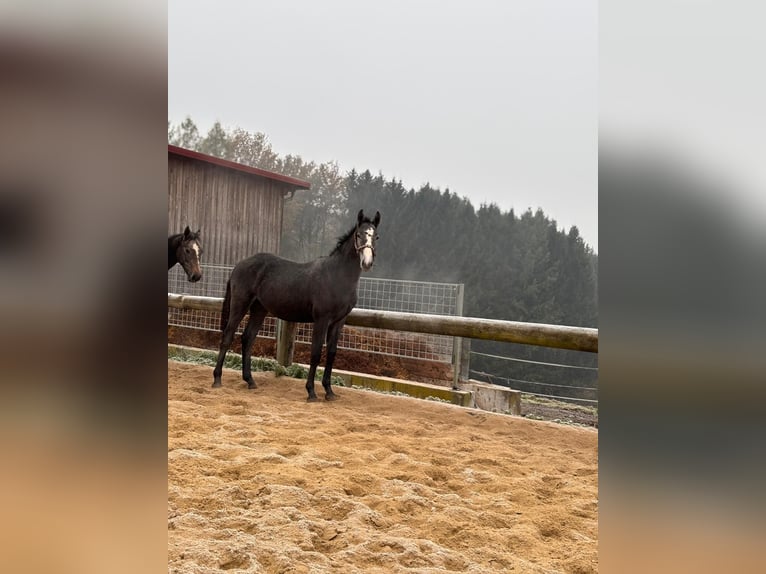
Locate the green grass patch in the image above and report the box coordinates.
[425,395,450,403]
[168,345,460,408]
[168,345,345,386]
[520,393,598,415]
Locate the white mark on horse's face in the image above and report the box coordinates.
[183,240,203,282]
[359,227,375,271]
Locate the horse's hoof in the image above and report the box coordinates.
[325,393,339,401]
[212,381,222,388]
[247,382,257,390]
[307,396,319,403]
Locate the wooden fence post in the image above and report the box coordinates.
[459,338,471,383]
[452,283,465,389]
[276,320,297,367]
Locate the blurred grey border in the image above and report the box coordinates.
[0,3,167,573]
[600,1,765,572]
[0,4,168,433]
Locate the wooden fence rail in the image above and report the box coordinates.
[168,293,598,353]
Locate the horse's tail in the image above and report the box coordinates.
[220,280,232,331]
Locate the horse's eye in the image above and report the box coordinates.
[375,235,380,241]
[185,248,191,254]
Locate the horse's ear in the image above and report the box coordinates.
[195,229,201,237]
[183,226,191,238]
[357,209,365,225]
[373,211,381,228]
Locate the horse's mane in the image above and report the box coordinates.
[330,216,374,256]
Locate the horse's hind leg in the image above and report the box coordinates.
[321,318,346,400]
[305,320,329,402]
[212,293,252,388]
[241,302,267,389]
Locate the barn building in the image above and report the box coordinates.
[168,144,311,265]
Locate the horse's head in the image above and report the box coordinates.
[354,209,381,271]
[177,226,203,282]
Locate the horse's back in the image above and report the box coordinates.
[232,252,310,279]
[230,252,314,301]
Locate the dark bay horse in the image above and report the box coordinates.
[168,226,203,282]
[212,209,381,401]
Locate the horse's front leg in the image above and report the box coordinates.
[321,318,346,401]
[306,320,328,402]
[241,305,267,389]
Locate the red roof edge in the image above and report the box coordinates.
[168,144,311,189]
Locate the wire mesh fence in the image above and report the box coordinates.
[168,264,461,363]
[468,346,598,406]
[356,277,462,316]
[168,264,278,339]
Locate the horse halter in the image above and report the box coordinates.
[354,224,377,258]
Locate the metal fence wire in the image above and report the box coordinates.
[168,264,461,363]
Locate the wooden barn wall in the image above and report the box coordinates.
[168,155,289,265]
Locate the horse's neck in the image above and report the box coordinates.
[168,235,181,268]
[327,239,362,282]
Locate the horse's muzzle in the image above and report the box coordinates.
[189,272,202,282]
[359,247,374,271]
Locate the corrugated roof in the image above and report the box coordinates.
[168,145,311,189]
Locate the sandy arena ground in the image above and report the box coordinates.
[168,361,598,573]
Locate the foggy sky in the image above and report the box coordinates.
[169,0,598,250]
